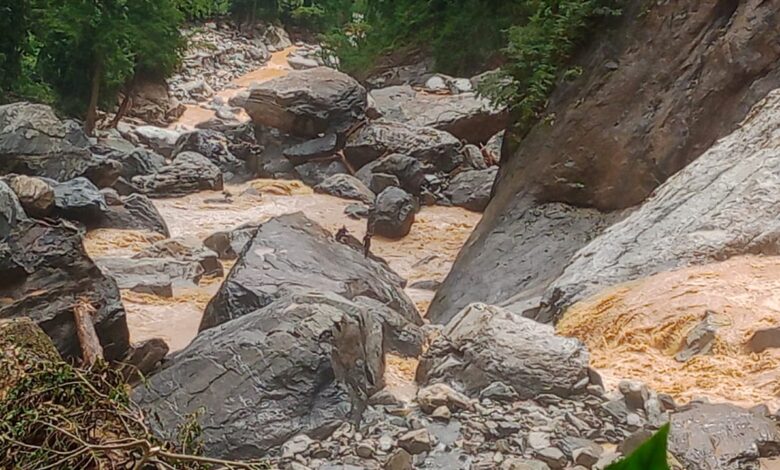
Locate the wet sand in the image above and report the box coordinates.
[558,254,780,410]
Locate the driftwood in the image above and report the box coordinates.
[73,298,104,366]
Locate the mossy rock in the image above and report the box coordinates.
[0,317,61,399]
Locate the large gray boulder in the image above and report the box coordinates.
[0,215,129,361]
[355,153,425,195]
[370,187,418,239]
[243,67,367,139]
[200,212,422,355]
[315,174,375,204]
[0,102,120,185]
[134,290,385,459]
[100,193,170,236]
[132,151,223,197]
[370,85,508,143]
[669,403,780,469]
[95,257,204,297]
[417,303,592,399]
[172,129,244,178]
[0,180,29,239]
[4,174,55,218]
[52,177,107,225]
[540,88,780,321]
[344,120,462,171]
[444,167,498,212]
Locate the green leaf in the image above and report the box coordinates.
[605,424,671,470]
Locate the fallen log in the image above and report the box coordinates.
[73,298,104,366]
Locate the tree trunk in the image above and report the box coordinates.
[84,60,102,136]
[73,298,104,366]
[110,75,135,129]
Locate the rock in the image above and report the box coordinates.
[618,429,653,456]
[0,219,129,361]
[397,429,434,455]
[288,55,320,70]
[283,434,315,458]
[172,129,244,177]
[417,383,473,414]
[133,290,384,459]
[134,238,222,277]
[52,177,107,226]
[444,167,497,212]
[669,402,780,469]
[124,77,184,126]
[370,85,508,143]
[462,144,487,170]
[675,310,719,361]
[355,440,376,458]
[295,159,349,187]
[132,125,181,157]
[113,148,166,180]
[345,203,370,220]
[283,134,339,164]
[431,405,451,421]
[132,151,223,197]
[479,381,519,402]
[483,131,503,165]
[534,447,566,469]
[202,222,258,260]
[0,102,119,185]
[0,318,61,398]
[315,174,375,204]
[244,67,367,139]
[746,326,780,354]
[100,193,170,236]
[527,432,552,451]
[345,120,462,171]
[4,174,54,218]
[618,380,649,412]
[0,180,28,238]
[95,257,204,297]
[370,187,417,239]
[541,89,780,318]
[367,173,400,195]
[573,446,601,468]
[417,303,591,398]
[200,213,421,350]
[385,448,413,470]
[355,153,426,195]
[119,338,169,383]
[352,296,425,357]
[425,76,448,92]
[263,24,292,49]
[433,2,780,325]
[501,459,550,470]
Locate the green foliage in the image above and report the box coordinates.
[606,423,671,470]
[0,2,30,91]
[174,0,230,19]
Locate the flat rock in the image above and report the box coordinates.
[315,174,375,204]
[444,167,497,212]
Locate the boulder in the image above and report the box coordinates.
[200,213,421,353]
[369,85,508,143]
[366,173,399,195]
[0,218,129,361]
[95,257,204,297]
[462,144,487,170]
[315,174,375,204]
[483,131,503,165]
[669,403,780,469]
[0,318,61,399]
[444,167,497,212]
[0,180,29,240]
[540,89,780,320]
[355,153,425,195]
[133,290,385,459]
[369,187,417,239]
[132,126,181,158]
[416,304,591,399]
[344,120,462,171]
[119,337,169,384]
[171,129,244,177]
[113,148,166,181]
[0,102,119,185]
[4,174,55,217]
[203,222,257,260]
[243,67,367,139]
[134,238,222,278]
[288,55,320,70]
[283,134,339,164]
[100,193,170,236]
[52,177,107,226]
[124,77,184,126]
[294,159,349,187]
[132,151,223,197]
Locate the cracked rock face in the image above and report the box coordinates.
[417,303,592,399]
[200,212,422,355]
[133,290,385,460]
[540,88,780,320]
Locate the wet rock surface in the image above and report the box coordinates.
[315,173,375,204]
[134,290,385,459]
[444,167,497,212]
[201,212,421,342]
[132,151,223,197]
[370,187,418,239]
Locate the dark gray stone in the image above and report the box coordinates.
[100,193,170,236]
[133,290,385,459]
[294,159,348,187]
[444,167,497,212]
[283,133,340,164]
[200,213,421,343]
[370,187,417,239]
[52,177,107,226]
[134,238,223,278]
[172,129,244,177]
[132,151,223,197]
[315,174,375,204]
[95,257,204,297]
[0,180,28,238]
[356,153,426,195]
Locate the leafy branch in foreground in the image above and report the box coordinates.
[0,332,268,469]
[605,423,671,470]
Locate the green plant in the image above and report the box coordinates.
[605,423,671,470]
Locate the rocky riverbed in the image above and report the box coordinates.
[4,10,780,470]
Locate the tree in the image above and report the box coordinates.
[0,1,32,92]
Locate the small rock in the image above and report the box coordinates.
[526,432,551,451]
[370,187,418,239]
[417,383,473,414]
[356,441,376,458]
[385,448,412,470]
[618,429,653,456]
[397,429,433,455]
[573,446,602,468]
[480,381,519,402]
[535,447,566,469]
[282,434,314,459]
[501,458,550,470]
[379,435,394,452]
[746,326,780,353]
[675,310,719,361]
[431,405,451,421]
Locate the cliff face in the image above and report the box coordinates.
[429,0,780,324]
